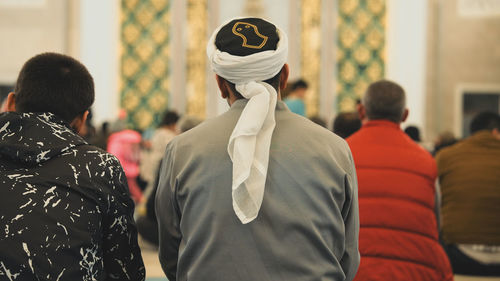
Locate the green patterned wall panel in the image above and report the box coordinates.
[120,0,171,130]
[301,0,322,117]
[337,0,385,112]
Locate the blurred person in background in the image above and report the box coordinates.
[107,127,143,203]
[178,115,203,133]
[433,131,458,156]
[137,114,202,246]
[141,110,179,189]
[436,111,500,276]
[284,78,308,116]
[89,121,110,150]
[309,115,327,128]
[333,112,362,139]
[404,125,421,142]
[347,80,453,281]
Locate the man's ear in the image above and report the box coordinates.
[215,75,229,99]
[6,92,16,112]
[401,108,409,123]
[279,64,290,91]
[70,110,89,136]
[357,103,366,121]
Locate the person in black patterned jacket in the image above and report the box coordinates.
[0,53,145,281]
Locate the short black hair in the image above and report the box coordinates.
[470,111,500,134]
[404,126,421,142]
[14,52,95,123]
[291,79,308,91]
[223,71,283,100]
[160,111,180,127]
[363,80,405,123]
[309,115,326,128]
[333,112,362,139]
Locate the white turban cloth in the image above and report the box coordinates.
[207,19,288,224]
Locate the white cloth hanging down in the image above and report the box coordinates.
[206,19,288,224]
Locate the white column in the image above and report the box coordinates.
[386,0,428,129]
[79,0,119,125]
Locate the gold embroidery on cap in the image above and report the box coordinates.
[231,21,269,49]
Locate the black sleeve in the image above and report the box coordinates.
[103,157,146,281]
[146,159,163,221]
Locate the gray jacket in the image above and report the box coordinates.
[156,100,359,281]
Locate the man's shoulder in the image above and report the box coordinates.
[70,144,122,167]
[275,111,351,159]
[171,110,239,146]
[436,139,466,163]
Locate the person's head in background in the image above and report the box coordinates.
[470,111,500,140]
[358,80,408,124]
[404,126,421,142]
[178,115,203,133]
[309,115,326,128]
[333,112,362,139]
[6,53,94,134]
[288,79,308,99]
[433,131,457,156]
[159,110,180,132]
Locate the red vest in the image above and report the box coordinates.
[347,120,453,281]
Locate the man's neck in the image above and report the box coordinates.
[228,92,282,106]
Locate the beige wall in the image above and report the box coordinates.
[426,0,500,140]
[0,0,79,85]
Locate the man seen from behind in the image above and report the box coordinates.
[347,80,453,281]
[155,17,359,281]
[0,53,145,280]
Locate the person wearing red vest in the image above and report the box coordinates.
[347,80,453,281]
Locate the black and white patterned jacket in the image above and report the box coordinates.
[0,112,145,281]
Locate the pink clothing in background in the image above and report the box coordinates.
[107,129,143,202]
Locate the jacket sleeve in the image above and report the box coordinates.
[340,143,360,281]
[103,156,146,281]
[155,143,182,281]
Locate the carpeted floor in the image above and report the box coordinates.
[139,236,500,281]
[140,237,168,280]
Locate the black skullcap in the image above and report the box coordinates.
[215,18,279,56]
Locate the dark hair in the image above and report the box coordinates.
[404,126,421,142]
[14,52,95,123]
[470,111,500,134]
[363,80,405,123]
[309,116,326,128]
[333,112,362,139]
[291,79,308,91]
[160,111,180,127]
[223,70,283,100]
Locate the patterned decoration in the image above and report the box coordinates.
[120,0,171,130]
[186,0,208,119]
[301,0,322,117]
[337,0,385,112]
